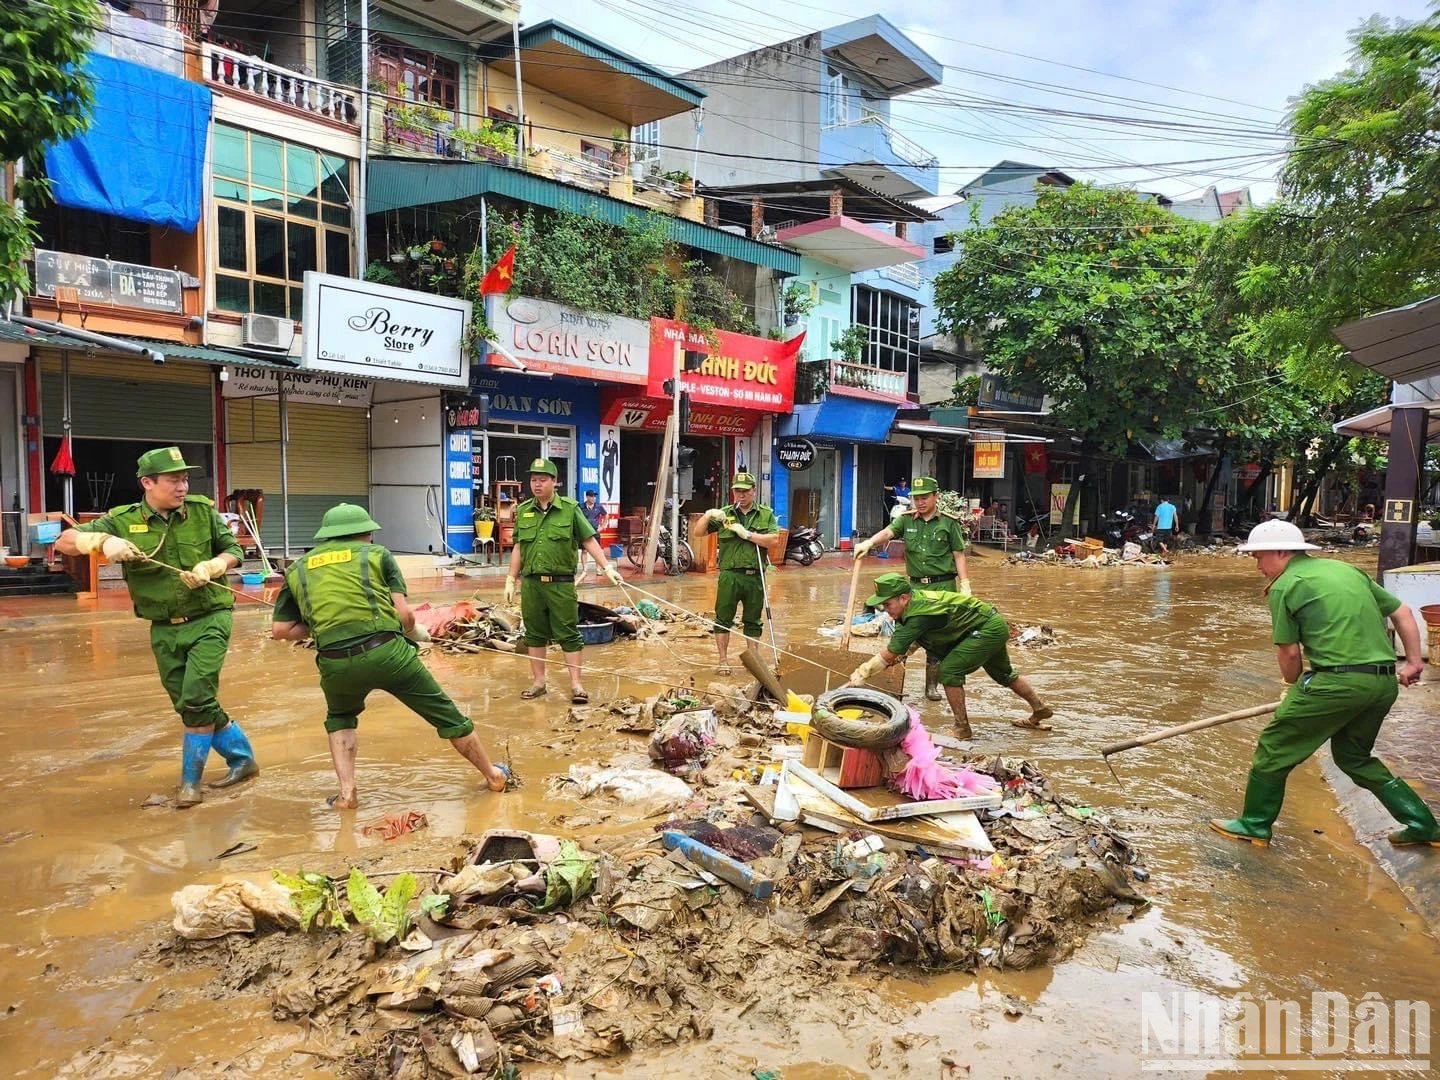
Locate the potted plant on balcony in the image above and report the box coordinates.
[662,169,694,195]
[783,281,817,326]
[610,128,629,171]
[830,325,867,364]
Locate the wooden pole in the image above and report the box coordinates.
[641,415,675,575]
[1100,701,1283,758]
[838,556,863,650]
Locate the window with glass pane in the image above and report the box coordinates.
[209,123,354,318]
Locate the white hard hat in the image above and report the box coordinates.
[1236,519,1320,552]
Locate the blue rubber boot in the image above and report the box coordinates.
[209,721,260,789]
[178,731,213,808]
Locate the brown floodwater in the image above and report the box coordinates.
[1,550,1436,1077]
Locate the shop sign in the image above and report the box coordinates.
[977,373,1043,413]
[33,249,185,314]
[488,295,650,384]
[647,319,798,412]
[972,441,1005,479]
[1050,483,1075,526]
[601,392,760,437]
[222,365,372,407]
[776,436,817,471]
[301,271,469,388]
[546,436,571,458]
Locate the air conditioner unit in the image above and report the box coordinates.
[241,313,295,351]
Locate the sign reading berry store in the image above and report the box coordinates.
[647,319,800,412]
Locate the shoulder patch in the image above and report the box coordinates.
[110,503,140,516]
[184,494,215,506]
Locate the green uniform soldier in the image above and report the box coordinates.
[853,476,971,700]
[702,472,779,674]
[1211,520,1440,848]
[503,459,623,704]
[56,446,257,808]
[270,504,510,809]
[848,573,1053,740]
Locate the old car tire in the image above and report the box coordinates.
[812,687,910,749]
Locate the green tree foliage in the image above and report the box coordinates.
[0,0,99,299]
[932,184,1238,458]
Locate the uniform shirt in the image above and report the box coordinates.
[893,511,967,580]
[1154,501,1178,529]
[514,496,596,576]
[76,494,243,621]
[272,541,408,649]
[887,588,995,657]
[1268,554,1401,668]
[708,501,778,571]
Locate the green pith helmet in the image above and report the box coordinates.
[314,503,383,540]
[136,446,201,478]
[910,476,939,495]
[730,471,757,490]
[528,458,558,478]
[864,572,913,607]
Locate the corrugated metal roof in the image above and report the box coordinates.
[515,21,704,108]
[1333,295,1440,384]
[0,320,300,367]
[367,160,800,273]
[0,319,92,347]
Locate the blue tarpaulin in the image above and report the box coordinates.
[45,53,211,231]
[781,397,899,442]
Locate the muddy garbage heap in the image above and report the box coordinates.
[161,687,1149,1076]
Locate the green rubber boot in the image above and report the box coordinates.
[1374,778,1440,847]
[1210,770,1287,847]
[924,662,942,702]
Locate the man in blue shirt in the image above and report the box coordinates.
[1152,497,1179,554]
[580,491,605,581]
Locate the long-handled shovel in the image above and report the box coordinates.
[1099,700,1283,782]
[838,556,863,651]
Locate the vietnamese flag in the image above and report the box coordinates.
[478,244,516,295]
[779,330,805,360]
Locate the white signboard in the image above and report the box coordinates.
[488,295,650,385]
[301,271,470,388]
[222,365,373,407]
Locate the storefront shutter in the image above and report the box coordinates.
[39,351,214,442]
[224,397,369,550]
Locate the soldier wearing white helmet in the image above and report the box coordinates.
[1210,519,1439,848]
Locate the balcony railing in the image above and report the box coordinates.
[879,262,922,288]
[828,115,938,168]
[204,43,360,129]
[795,358,909,403]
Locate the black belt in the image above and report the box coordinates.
[318,631,399,659]
[152,612,221,626]
[525,574,574,583]
[911,575,955,586]
[722,567,761,576]
[1309,663,1396,675]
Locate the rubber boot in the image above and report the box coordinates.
[1209,769,1286,847]
[209,721,260,789]
[924,662,942,702]
[177,730,213,809]
[1374,778,1440,847]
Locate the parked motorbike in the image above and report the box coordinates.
[785,524,826,565]
[625,526,694,574]
[1100,509,1144,549]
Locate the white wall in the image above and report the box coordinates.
[369,382,443,554]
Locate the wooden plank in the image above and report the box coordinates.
[780,642,906,699]
[787,761,1001,822]
[784,776,994,855]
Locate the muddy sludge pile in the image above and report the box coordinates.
[157,684,1147,1076]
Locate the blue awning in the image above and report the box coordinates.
[45,53,211,231]
[781,397,898,443]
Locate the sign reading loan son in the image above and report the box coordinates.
[300,271,471,389]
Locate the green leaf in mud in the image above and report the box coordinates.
[347,868,384,932]
[273,868,346,932]
[347,869,416,943]
[420,893,449,918]
[380,873,418,942]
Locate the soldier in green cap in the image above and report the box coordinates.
[270,504,511,809]
[56,446,257,808]
[853,475,971,701]
[504,459,623,703]
[848,573,1053,740]
[701,471,779,674]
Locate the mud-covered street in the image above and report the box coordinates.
[1,552,1437,1077]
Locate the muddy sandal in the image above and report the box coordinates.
[326,793,359,810]
[488,763,513,793]
[520,685,548,700]
[570,688,590,705]
[1011,707,1054,731]
[716,664,733,676]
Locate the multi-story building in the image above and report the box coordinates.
[656,16,943,546]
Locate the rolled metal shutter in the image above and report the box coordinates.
[39,351,214,443]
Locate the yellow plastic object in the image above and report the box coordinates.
[836,708,864,720]
[784,691,811,715]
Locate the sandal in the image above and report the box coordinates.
[1011,706,1054,731]
[326,793,359,810]
[716,664,733,676]
[570,688,590,705]
[487,763,513,793]
[520,685,548,700]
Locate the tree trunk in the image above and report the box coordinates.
[1060,448,1095,535]
[1239,459,1273,513]
[1291,440,1347,527]
[1196,455,1225,536]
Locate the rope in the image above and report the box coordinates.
[136,551,279,608]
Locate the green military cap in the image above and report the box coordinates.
[314,503,383,540]
[864,572,913,608]
[528,458,558,478]
[910,476,940,495]
[730,471,757,490]
[135,445,202,477]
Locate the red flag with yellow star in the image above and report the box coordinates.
[478,245,516,295]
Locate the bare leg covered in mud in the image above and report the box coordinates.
[450,731,509,791]
[1009,676,1054,729]
[327,729,359,809]
[524,646,547,697]
[715,631,732,675]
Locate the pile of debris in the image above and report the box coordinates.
[1010,623,1058,648]
[1006,543,1168,568]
